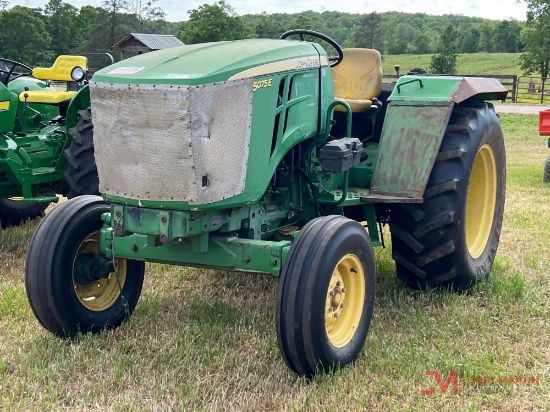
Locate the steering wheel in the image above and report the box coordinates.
[280,29,344,67]
[0,58,33,86]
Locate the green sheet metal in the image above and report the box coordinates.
[389,75,508,103]
[92,39,324,86]
[371,101,453,198]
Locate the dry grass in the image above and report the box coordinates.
[1,114,549,411]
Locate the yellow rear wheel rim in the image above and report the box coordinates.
[465,144,497,258]
[325,254,365,348]
[72,231,127,312]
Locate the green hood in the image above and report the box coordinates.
[92,39,323,86]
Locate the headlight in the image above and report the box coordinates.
[71,66,87,82]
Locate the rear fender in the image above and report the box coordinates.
[66,85,91,131]
[0,83,18,134]
[52,85,91,174]
[370,76,507,199]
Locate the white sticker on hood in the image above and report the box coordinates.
[107,67,145,75]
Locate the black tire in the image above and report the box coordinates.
[276,216,376,377]
[64,106,99,198]
[544,156,550,183]
[25,195,145,337]
[0,198,48,228]
[389,99,506,291]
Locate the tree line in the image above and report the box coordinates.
[0,0,546,77]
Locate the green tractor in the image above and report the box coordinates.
[0,55,102,230]
[25,30,507,377]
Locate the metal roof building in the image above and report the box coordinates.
[113,33,185,58]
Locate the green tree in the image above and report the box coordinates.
[354,12,384,52]
[254,11,283,39]
[102,0,130,47]
[179,1,253,44]
[289,14,312,30]
[494,19,521,52]
[44,0,79,56]
[390,23,417,54]
[460,28,480,53]
[478,22,494,52]
[413,32,432,54]
[519,0,550,80]
[129,0,165,31]
[255,12,282,39]
[0,0,9,11]
[0,6,52,64]
[430,23,459,74]
[73,6,112,53]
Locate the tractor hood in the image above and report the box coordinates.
[92,39,325,86]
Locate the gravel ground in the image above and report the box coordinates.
[494,104,549,114]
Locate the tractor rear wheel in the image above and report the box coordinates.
[389,99,506,291]
[25,195,145,337]
[276,216,376,377]
[64,106,99,198]
[544,156,550,182]
[0,198,47,228]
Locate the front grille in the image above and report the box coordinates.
[90,79,253,204]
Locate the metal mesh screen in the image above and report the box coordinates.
[90,79,253,204]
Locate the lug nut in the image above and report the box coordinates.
[334,313,339,318]
[341,287,347,293]
[340,303,345,308]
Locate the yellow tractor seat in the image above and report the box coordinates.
[32,55,87,82]
[19,90,77,104]
[332,48,383,112]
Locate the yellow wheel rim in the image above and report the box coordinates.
[72,231,127,312]
[465,144,497,258]
[325,254,365,348]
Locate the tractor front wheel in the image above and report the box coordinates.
[25,195,145,337]
[389,99,506,291]
[64,106,99,198]
[0,198,47,228]
[544,156,550,182]
[276,216,376,377]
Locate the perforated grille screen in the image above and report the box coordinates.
[90,79,253,204]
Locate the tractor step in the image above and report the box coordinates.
[360,194,423,203]
[323,188,423,205]
[18,195,59,203]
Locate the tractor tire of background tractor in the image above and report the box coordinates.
[25,195,145,338]
[276,215,376,377]
[389,99,506,291]
[64,106,99,198]
[544,156,550,182]
[0,198,47,228]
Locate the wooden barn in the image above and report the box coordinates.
[113,33,185,59]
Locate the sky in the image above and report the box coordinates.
[7,0,528,23]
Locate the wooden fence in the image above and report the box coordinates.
[516,76,550,104]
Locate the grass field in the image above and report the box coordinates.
[382,53,523,77]
[1,113,549,411]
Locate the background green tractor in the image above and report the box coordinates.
[0,55,104,230]
[25,30,508,377]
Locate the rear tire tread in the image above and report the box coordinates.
[63,106,99,198]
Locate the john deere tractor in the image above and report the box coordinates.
[25,30,507,377]
[0,55,101,230]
